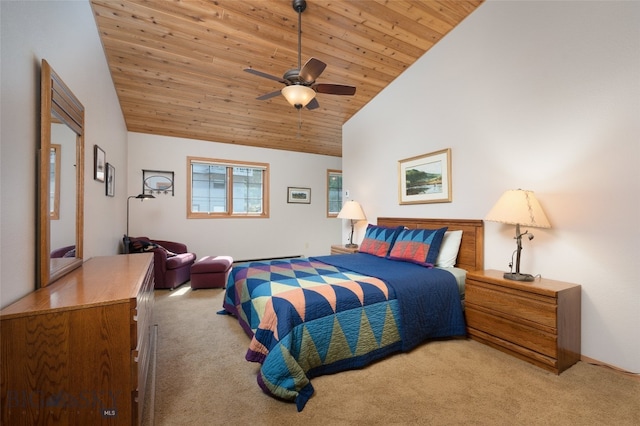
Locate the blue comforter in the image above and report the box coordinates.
[313,254,466,351]
[222,253,466,410]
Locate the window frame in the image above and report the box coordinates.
[326,169,342,218]
[187,156,270,219]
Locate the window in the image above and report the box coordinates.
[327,169,342,217]
[187,157,269,218]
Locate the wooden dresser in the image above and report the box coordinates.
[465,269,581,374]
[1,254,154,426]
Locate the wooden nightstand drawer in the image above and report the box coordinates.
[466,279,557,329]
[465,307,558,358]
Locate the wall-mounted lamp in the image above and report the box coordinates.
[485,189,550,281]
[337,200,366,248]
[124,193,155,254]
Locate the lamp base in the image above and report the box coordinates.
[123,234,131,255]
[345,243,359,248]
[503,272,535,282]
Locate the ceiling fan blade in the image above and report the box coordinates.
[244,68,285,84]
[313,83,356,96]
[306,98,320,110]
[256,90,282,101]
[299,58,326,84]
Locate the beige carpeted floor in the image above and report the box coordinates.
[144,285,639,426]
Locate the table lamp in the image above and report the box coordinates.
[485,189,550,281]
[337,200,366,248]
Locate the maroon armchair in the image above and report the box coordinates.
[127,236,196,289]
[50,245,76,258]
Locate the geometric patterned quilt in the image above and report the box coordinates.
[221,256,463,411]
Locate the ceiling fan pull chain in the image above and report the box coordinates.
[296,108,302,139]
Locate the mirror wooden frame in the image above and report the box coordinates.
[39,59,84,287]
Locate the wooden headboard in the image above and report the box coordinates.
[376,217,484,273]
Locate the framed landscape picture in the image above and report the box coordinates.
[287,187,311,204]
[398,148,451,204]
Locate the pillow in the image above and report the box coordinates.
[388,227,448,267]
[358,224,404,258]
[129,237,152,253]
[129,238,176,257]
[435,230,463,268]
[161,246,178,258]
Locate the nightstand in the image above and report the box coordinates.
[465,269,581,374]
[330,245,359,255]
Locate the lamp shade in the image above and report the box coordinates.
[134,193,155,200]
[337,200,366,221]
[485,189,550,229]
[281,84,316,108]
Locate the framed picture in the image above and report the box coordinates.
[398,148,452,204]
[106,163,115,197]
[94,145,106,182]
[143,169,175,196]
[287,187,311,204]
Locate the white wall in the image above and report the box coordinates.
[127,132,342,261]
[1,0,128,307]
[343,1,640,373]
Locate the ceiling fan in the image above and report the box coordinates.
[244,0,356,110]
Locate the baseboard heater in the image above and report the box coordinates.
[233,254,302,264]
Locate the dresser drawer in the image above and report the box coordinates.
[466,307,558,358]
[466,279,557,329]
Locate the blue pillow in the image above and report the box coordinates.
[358,224,404,258]
[388,227,448,267]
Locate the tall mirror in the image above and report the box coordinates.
[39,59,84,287]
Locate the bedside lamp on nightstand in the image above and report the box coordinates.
[485,189,551,282]
[337,200,366,248]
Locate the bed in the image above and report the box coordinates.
[221,218,484,411]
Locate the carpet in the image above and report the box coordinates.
[145,285,639,426]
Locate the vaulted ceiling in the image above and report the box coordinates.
[91,0,482,157]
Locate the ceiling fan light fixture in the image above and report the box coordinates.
[281,84,316,109]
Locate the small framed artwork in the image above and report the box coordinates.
[143,169,174,196]
[398,148,452,204]
[106,163,115,197]
[94,145,106,182]
[287,187,311,204]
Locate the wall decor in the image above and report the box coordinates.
[287,187,311,204]
[106,163,115,197]
[94,145,106,182]
[142,169,174,196]
[398,148,451,204]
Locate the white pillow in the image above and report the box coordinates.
[435,230,463,268]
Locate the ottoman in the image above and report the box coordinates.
[190,255,233,289]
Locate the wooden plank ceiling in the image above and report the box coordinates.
[91,0,482,157]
